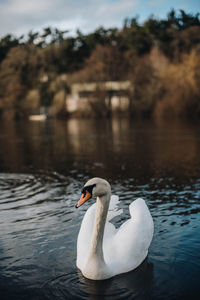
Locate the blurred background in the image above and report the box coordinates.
[0,1,200,120]
[0,1,200,300]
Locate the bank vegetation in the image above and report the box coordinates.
[0,9,200,120]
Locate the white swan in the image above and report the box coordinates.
[75,177,154,280]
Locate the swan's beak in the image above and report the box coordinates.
[75,190,92,208]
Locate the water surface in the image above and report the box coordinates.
[0,118,199,299]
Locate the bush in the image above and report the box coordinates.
[154,48,200,118]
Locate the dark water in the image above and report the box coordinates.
[0,118,199,300]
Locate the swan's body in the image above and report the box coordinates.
[76,178,154,280]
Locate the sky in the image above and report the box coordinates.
[0,0,199,38]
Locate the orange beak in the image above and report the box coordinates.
[75,190,92,208]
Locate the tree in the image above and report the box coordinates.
[120,18,153,54]
[0,34,23,63]
[0,45,42,118]
[71,44,128,82]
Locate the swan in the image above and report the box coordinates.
[75,177,154,280]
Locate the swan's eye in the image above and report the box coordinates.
[81,184,96,196]
[81,188,87,196]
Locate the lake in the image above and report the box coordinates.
[0,118,199,299]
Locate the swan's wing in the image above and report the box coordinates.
[115,198,153,250]
[104,198,154,274]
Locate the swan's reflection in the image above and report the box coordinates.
[78,258,154,299]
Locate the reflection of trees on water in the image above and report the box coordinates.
[0,119,200,180]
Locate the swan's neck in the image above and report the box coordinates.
[83,192,112,279]
[88,194,110,262]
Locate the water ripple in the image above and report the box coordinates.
[0,172,199,300]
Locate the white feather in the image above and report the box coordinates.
[76,178,154,280]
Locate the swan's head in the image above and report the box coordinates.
[75,177,111,208]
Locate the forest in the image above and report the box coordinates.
[0,9,200,120]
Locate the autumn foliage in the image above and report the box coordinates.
[0,9,200,119]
